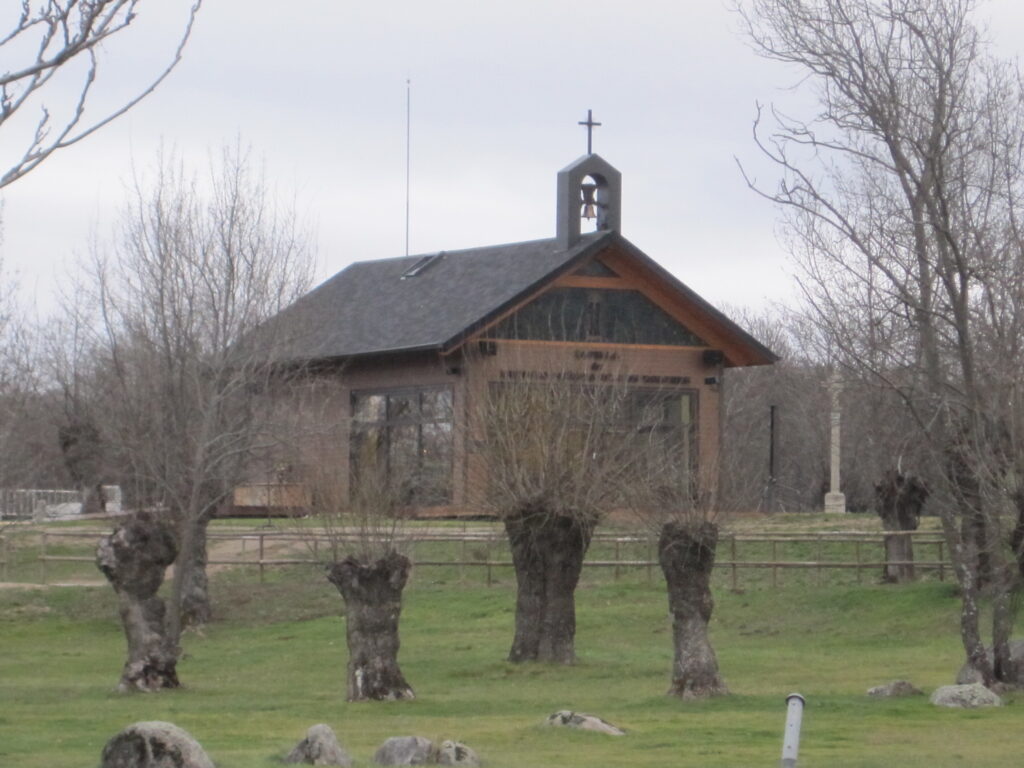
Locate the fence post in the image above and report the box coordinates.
[258,533,265,584]
[780,693,806,768]
[460,538,467,585]
[937,540,945,582]
[1,534,7,582]
[730,535,738,591]
[40,531,48,585]
[646,535,653,583]
[614,539,621,582]
[815,535,823,587]
[855,541,862,584]
[772,539,778,589]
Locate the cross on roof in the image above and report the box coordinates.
[578,109,601,155]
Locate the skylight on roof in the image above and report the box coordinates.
[401,252,444,279]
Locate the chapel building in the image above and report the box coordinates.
[235,150,776,517]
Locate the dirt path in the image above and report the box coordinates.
[204,533,307,572]
[0,580,105,589]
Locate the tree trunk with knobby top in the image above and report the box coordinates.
[327,551,415,701]
[875,470,928,583]
[658,520,728,699]
[95,512,180,692]
[504,508,594,664]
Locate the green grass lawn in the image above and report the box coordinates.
[1,543,1020,767]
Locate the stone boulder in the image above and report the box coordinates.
[545,710,625,736]
[867,680,923,698]
[374,736,435,765]
[956,640,1024,685]
[285,724,353,766]
[437,740,480,767]
[100,722,214,768]
[930,684,1003,709]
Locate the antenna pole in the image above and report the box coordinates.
[405,78,411,258]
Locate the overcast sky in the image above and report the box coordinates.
[3,0,1024,317]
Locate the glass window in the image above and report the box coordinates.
[352,394,386,422]
[618,389,696,497]
[487,381,697,505]
[421,390,454,421]
[487,288,706,346]
[388,393,418,422]
[350,387,454,506]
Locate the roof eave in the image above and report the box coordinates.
[273,342,445,369]
[606,233,779,367]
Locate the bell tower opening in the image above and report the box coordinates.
[580,174,607,233]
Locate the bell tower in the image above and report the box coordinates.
[556,154,622,249]
[557,110,621,249]
[556,122,622,250]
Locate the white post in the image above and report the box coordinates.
[102,485,123,515]
[823,371,846,514]
[780,693,806,768]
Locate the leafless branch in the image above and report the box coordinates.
[0,1,202,187]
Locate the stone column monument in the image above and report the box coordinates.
[824,371,847,515]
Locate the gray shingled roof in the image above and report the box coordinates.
[261,232,611,362]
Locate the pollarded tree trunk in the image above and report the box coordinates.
[882,534,915,583]
[504,509,594,664]
[326,551,415,701]
[95,512,180,692]
[875,470,928,583]
[658,520,728,699]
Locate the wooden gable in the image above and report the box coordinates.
[456,237,775,368]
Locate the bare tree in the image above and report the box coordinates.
[656,516,728,698]
[0,0,202,497]
[719,304,926,516]
[1,1,202,187]
[739,0,1024,686]
[0,263,36,490]
[875,469,928,583]
[96,510,179,691]
[282,394,417,702]
[471,361,707,667]
[472,362,729,691]
[472,373,621,664]
[0,265,73,497]
[718,306,829,513]
[42,299,110,513]
[620,391,729,698]
[86,143,312,681]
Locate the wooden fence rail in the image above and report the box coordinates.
[7,527,952,588]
